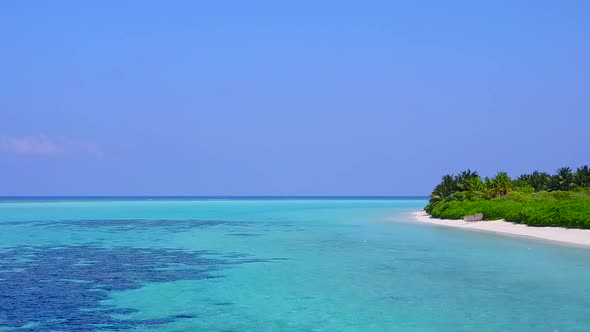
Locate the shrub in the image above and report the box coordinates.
[430,193,590,228]
[426,167,590,229]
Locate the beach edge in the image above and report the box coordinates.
[411,211,590,247]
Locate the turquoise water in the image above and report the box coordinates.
[1,198,590,331]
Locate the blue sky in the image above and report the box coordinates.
[1,1,589,196]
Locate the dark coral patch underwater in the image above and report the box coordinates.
[2,219,242,232]
[3,218,302,235]
[0,245,285,331]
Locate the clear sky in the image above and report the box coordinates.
[1,1,589,196]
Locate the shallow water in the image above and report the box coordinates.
[1,198,589,331]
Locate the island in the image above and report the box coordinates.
[424,166,590,229]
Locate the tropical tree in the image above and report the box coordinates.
[574,165,590,188]
[467,176,485,192]
[455,169,479,191]
[518,171,551,192]
[426,166,590,215]
[465,176,485,200]
[486,172,513,198]
[552,167,576,191]
[429,174,457,207]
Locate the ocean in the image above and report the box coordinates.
[0,198,589,331]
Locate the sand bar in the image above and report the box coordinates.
[412,211,590,247]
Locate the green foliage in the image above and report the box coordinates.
[552,167,576,191]
[447,191,466,202]
[426,165,590,229]
[430,193,590,228]
[484,171,513,198]
[506,191,533,202]
[455,169,479,191]
[514,184,534,194]
[575,166,590,187]
[518,171,551,192]
[466,176,485,192]
[428,174,457,207]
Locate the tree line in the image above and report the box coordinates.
[426,166,590,212]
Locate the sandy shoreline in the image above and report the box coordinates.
[412,211,590,247]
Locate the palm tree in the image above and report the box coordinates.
[552,167,575,191]
[487,172,513,197]
[429,174,457,206]
[465,176,485,200]
[574,165,590,188]
[455,169,479,191]
[519,171,551,192]
[496,172,513,195]
[467,176,485,192]
[517,174,531,183]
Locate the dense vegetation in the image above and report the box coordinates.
[425,166,590,228]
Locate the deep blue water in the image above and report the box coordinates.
[0,198,589,331]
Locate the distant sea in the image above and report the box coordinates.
[1,197,589,331]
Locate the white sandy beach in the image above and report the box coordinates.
[412,211,590,247]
